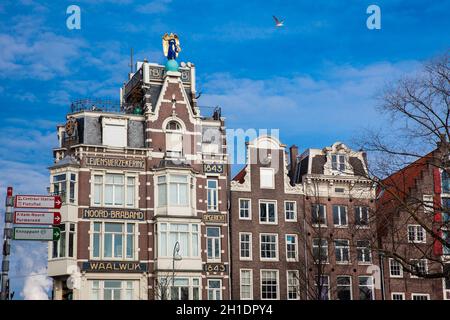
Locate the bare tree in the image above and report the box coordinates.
[357,52,450,279]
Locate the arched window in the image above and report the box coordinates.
[166,121,182,132]
[165,120,183,157]
[442,170,450,193]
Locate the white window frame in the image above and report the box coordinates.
[410,259,428,278]
[239,232,252,261]
[90,221,138,261]
[331,154,346,172]
[206,226,221,262]
[260,167,275,189]
[284,201,297,222]
[168,277,201,300]
[355,206,370,228]
[164,120,183,158]
[312,238,329,264]
[411,293,430,300]
[156,222,200,258]
[260,269,279,300]
[260,233,279,261]
[356,240,372,264]
[259,200,277,224]
[91,171,138,208]
[90,279,138,300]
[314,275,330,300]
[102,117,128,148]
[334,239,350,264]
[207,178,219,212]
[336,275,353,300]
[287,270,300,300]
[407,225,426,243]
[389,258,403,278]
[51,171,78,205]
[207,279,222,300]
[312,204,327,227]
[285,234,298,262]
[52,223,76,259]
[391,292,405,300]
[239,198,251,220]
[240,269,253,300]
[333,205,348,227]
[358,276,375,300]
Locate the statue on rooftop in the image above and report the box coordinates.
[162,33,181,60]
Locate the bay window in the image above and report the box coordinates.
[91,222,136,260]
[157,223,199,258]
[91,280,137,300]
[92,173,137,208]
[52,223,76,258]
[157,174,191,207]
[52,172,77,204]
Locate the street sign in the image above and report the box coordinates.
[14,195,62,209]
[13,227,61,241]
[14,211,61,225]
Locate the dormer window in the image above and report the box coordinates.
[331,154,346,172]
[165,120,183,157]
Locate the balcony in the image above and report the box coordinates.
[70,98,143,115]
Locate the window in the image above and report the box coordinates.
[312,239,328,263]
[442,197,450,222]
[286,235,298,261]
[90,280,137,300]
[285,201,296,221]
[443,231,450,255]
[92,222,136,259]
[335,240,350,263]
[259,201,276,224]
[412,294,430,300]
[207,227,221,261]
[407,225,426,243]
[314,275,329,300]
[239,233,252,260]
[410,259,428,277]
[103,118,127,147]
[207,279,222,300]
[261,270,278,300]
[333,205,347,226]
[336,276,352,300]
[391,293,405,300]
[207,179,218,212]
[444,264,450,300]
[422,195,434,213]
[52,173,77,204]
[358,276,374,300]
[442,170,450,193]
[355,206,369,226]
[92,173,136,207]
[157,175,190,207]
[356,240,372,264]
[239,199,251,219]
[287,271,299,300]
[260,168,275,189]
[240,269,253,300]
[170,278,201,300]
[260,234,278,260]
[165,120,183,157]
[157,223,199,258]
[331,154,346,171]
[312,204,326,225]
[389,259,403,278]
[52,223,75,258]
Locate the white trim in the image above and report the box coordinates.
[259,233,279,261]
[388,258,403,278]
[239,232,253,261]
[391,292,405,300]
[238,198,252,220]
[286,270,300,300]
[336,275,353,300]
[284,200,297,222]
[285,234,298,262]
[259,167,275,189]
[411,293,430,300]
[258,199,278,225]
[239,269,253,300]
[260,269,279,300]
[407,224,426,243]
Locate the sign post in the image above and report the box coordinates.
[14,211,61,225]
[13,227,61,241]
[14,195,62,209]
[1,187,14,300]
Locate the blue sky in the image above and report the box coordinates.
[0,0,449,299]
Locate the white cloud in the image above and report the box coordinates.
[137,0,172,14]
[22,269,52,300]
[198,60,421,138]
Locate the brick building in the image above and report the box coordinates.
[377,144,450,300]
[47,59,231,300]
[230,139,381,300]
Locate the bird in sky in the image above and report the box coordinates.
[273,15,284,27]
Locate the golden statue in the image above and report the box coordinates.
[162,33,181,60]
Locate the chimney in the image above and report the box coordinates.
[289,145,298,180]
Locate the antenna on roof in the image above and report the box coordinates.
[129,47,134,74]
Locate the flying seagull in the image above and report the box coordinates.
[273,15,284,27]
